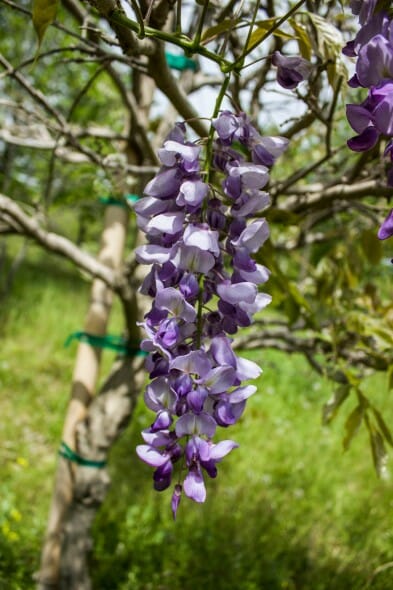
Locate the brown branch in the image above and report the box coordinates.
[0,194,116,286]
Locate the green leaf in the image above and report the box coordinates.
[246,18,294,53]
[343,404,364,451]
[322,384,351,425]
[289,18,312,60]
[201,18,240,44]
[371,406,393,447]
[32,0,58,49]
[366,419,389,479]
[307,13,347,88]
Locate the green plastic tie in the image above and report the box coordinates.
[165,52,197,72]
[64,331,147,357]
[59,441,107,468]
[99,194,140,208]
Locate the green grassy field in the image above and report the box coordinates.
[1,238,393,590]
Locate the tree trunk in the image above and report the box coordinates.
[37,204,129,589]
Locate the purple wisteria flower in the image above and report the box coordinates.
[271,51,312,89]
[134,112,288,516]
[344,2,393,238]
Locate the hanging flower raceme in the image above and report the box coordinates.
[344,1,393,238]
[133,113,288,517]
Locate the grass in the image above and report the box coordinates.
[1,236,393,590]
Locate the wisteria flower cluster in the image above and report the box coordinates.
[133,112,288,516]
[343,0,393,239]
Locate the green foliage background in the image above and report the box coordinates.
[1,238,393,590]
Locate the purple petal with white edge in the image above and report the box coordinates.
[135,245,172,265]
[209,440,239,461]
[215,400,236,426]
[175,412,216,437]
[183,224,220,256]
[238,264,270,284]
[151,410,173,431]
[232,219,270,252]
[202,366,237,393]
[177,180,208,207]
[231,191,271,217]
[155,287,197,322]
[141,429,172,447]
[209,335,237,368]
[258,135,289,159]
[136,445,169,467]
[183,466,206,503]
[217,280,257,305]
[230,385,257,403]
[228,164,269,190]
[159,140,201,165]
[378,209,393,240]
[171,350,212,376]
[239,292,272,315]
[173,244,215,274]
[236,356,262,380]
[171,484,182,519]
[144,377,177,412]
[146,212,185,235]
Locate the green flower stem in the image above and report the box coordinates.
[193,0,210,48]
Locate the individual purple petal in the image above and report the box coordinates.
[141,429,172,447]
[237,263,270,284]
[230,384,257,403]
[271,51,312,89]
[231,191,271,218]
[132,196,171,218]
[153,460,173,491]
[374,96,393,135]
[144,167,183,198]
[136,445,169,467]
[187,387,208,413]
[209,440,239,461]
[144,377,177,412]
[175,412,217,437]
[171,484,182,519]
[135,244,172,265]
[347,127,380,151]
[179,273,199,300]
[232,219,270,252]
[155,287,197,322]
[159,140,201,169]
[346,104,372,133]
[156,318,179,348]
[378,208,393,239]
[228,164,269,190]
[356,35,393,87]
[177,179,209,207]
[151,410,173,431]
[170,350,212,376]
[146,212,185,235]
[217,280,257,304]
[236,356,262,380]
[202,366,237,393]
[173,244,216,274]
[213,111,239,143]
[209,335,237,368]
[183,224,220,256]
[215,400,236,426]
[183,466,206,503]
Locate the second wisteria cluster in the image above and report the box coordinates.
[133,112,288,516]
[344,0,393,239]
